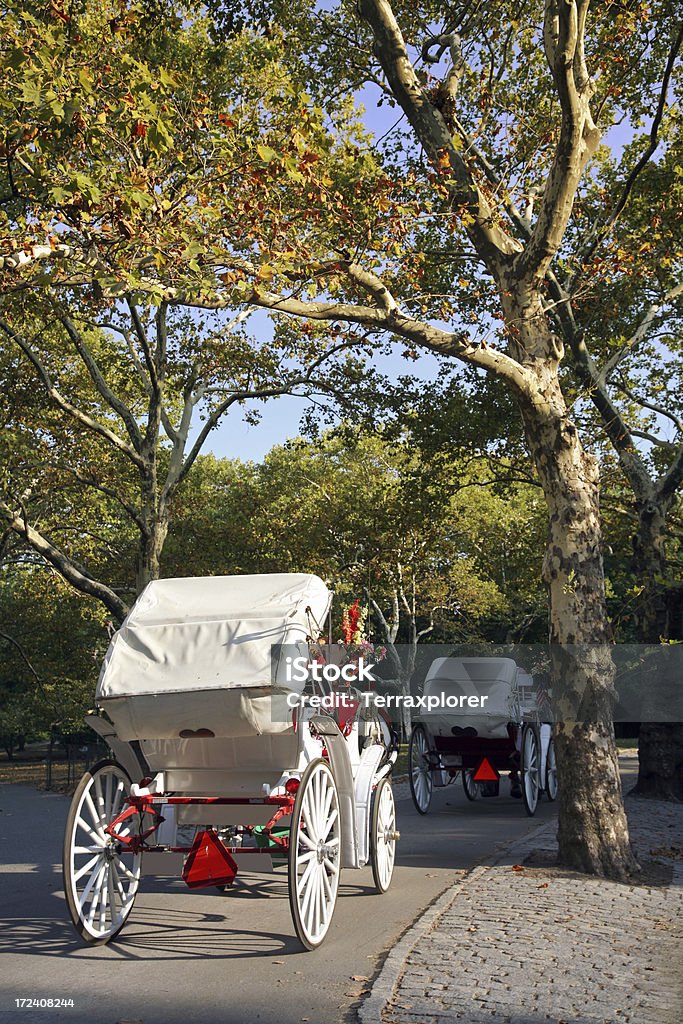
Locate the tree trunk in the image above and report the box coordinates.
[135,515,168,594]
[635,722,683,801]
[506,288,637,878]
[632,499,683,800]
[135,455,168,594]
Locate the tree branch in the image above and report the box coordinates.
[209,286,539,401]
[0,316,146,470]
[514,0,601,283]
[567,20,683,291]
[0,500,129,622]
[126,298,160,394]
[58,311,144,452]
[657,443,683,505]
[599,279,683,384]
[357,0,521,265]
[0,630,42,684]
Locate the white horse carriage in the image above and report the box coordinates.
[62,573,398,950]
[409,656,557,816]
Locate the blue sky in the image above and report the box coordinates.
[200,37,641,463]
[199,344,448,461]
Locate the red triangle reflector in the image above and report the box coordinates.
[473,757,499,782]
[182,829,238,889]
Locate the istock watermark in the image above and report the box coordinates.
[284,688,491,711]
[284,654,378,686]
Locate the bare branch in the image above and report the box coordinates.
[0,316,146,470]
[94,319,154,400]
[615,375,682,436]
[657,443,683,505]
[0,500,129,622]
[126,298,159,393]
[62,467,146,533]
[0,630,42,684]
[630,428,676,449]
[568,21,683,290]
[0,242,72,271]
[515,0,601,283]
[204,286,539,401]
[599,279,683,384]
[357,0,521,265]
[58,311,144,452]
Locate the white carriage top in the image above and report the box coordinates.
[420,656,550,738]
[96,573,331,741]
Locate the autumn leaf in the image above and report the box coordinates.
[256,144,278,163]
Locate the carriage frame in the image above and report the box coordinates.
[62,574,399,951]
[408,657,557,817]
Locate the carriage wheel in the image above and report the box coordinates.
[462,770,481,801]
[544,736,558,802]
[63,759,141,944]
[288,758,341,950]
[409,725,433,814]
[521,725,541,816]
[370,777,397,893]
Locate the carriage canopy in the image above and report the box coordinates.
[96,573,331,740]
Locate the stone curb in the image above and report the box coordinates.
[358,815,555,1024]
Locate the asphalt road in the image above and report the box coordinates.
[0,777,557,1024]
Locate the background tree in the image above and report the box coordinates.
[0,1,371,617]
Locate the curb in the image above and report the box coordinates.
[358,815,555,1024]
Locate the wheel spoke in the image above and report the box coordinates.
[298,830,317,852]
[104,772,113,820]
[297,854,316,895]
[300,861,317,923]
[111,778,125,818]
[83,790,105,835]
[322,806,338,838]
[302,790,318,839]
[86,863,107,926]
[113,857,138,883]
[80,859,105,914]
[110,861,126,903]
[73,853,102,884]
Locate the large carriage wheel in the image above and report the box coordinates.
[63,759,141,943]
[288,758,341,950]
[409,725,433,814]
[521,725,541,816]
[462,770,481,801]
[544,736,558,802]
[370,776,397,893]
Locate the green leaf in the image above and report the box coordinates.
[256,144,278,163]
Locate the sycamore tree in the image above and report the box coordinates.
[2,0,678,875]
[559,143,683,798]
[205,0,680,877]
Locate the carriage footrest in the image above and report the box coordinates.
[182,830,238,888]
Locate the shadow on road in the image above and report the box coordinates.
[2,870,381,964]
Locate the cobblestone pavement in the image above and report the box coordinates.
[362,791,683,1024]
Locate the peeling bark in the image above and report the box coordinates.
[501,287,637,878]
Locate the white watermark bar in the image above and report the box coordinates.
[268,643,683,725]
